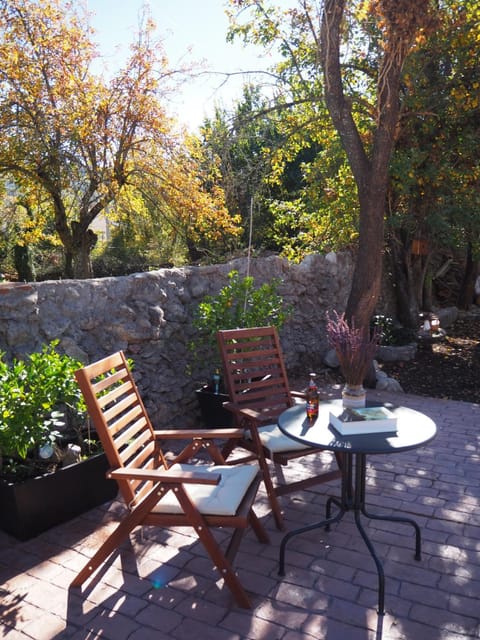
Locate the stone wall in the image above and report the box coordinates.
[0,253,353,428]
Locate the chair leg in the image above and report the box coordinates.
[335,451,345,471]
[248,508,270,544]
[175,486,253,608]
[198,524,252,608]
[225,525,247,565]
[71,484,167,588]
[258,456,285,530]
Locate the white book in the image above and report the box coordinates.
[329,405,397,435]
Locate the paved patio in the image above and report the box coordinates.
[1,387,479,640]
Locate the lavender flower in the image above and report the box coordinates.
[326,311,380,386]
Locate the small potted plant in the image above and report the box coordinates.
[326,310,380,407]
[0,341,117,540]
[191,269,292,425]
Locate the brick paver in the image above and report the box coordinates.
[1,387,479,639]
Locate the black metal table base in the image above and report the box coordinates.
[278,452,422,615]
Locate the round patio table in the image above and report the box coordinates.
[277,399,437,615]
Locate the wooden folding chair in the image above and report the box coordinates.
[217,326,343,530]
[70,351,269,609]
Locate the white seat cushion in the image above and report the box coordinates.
[248,423,310,454]
[152,462,258,516]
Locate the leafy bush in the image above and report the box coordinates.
[370,315,395,345]
[0,341,88,479]
[370,314,417,346]
[192,270,292,355]
[190,270,293,388]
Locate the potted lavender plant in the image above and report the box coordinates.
[326,311,380,407]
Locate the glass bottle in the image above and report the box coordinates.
[306,372,319,421]
[212,368,221,394]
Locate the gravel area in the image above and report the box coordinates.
[379,308,480,403]
[292,308,480,404]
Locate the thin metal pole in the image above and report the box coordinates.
[243,196,254,318]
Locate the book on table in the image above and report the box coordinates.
[329,405,397,435]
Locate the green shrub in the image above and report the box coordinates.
[189,270,293,387]
[0,341,86,464]
[192,270,292,355]
[370,315,395,345]
[370,314,417,346]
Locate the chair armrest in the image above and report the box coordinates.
[291,390,306,400]
[153,428,244,440]
[222,401,237,414]
[222,402,260,418]
[108,467,220,485]
[224,406,268,430]
[235,407,263,420]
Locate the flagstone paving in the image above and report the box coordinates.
[1,387,479,639]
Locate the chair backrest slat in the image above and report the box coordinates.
[75,351,164,506]
[105,401,144,435]
[97,378,135,409]
[118,428,153,466]
[113,415,149,450]
[217,326,294,422]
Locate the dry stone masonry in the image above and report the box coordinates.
[0,254,353,428]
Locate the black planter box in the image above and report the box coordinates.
[196,386,233,427]
[0,453,118,541]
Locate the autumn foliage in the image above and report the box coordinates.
[0,0,240,278]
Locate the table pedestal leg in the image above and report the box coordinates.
[278,453,351,576]
[357,454,422,561]
[278,452,423,616]
[354,454,386,614]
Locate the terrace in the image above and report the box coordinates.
[1,386,479,640]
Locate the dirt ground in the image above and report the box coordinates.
[299,309,480,404]
[379,309,480,403]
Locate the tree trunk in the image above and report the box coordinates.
[186,238,204,264]
[345,185,385,330]
[14,244,35,282]
[71,226,97,279]
[320,0,407,332]
[65,251,74,279]
[320,0,433,333]
[410,253,431,310]
[423,267,433,311]
[319,0,432,391]
[387,233,419,330]
[458,243,477,310]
